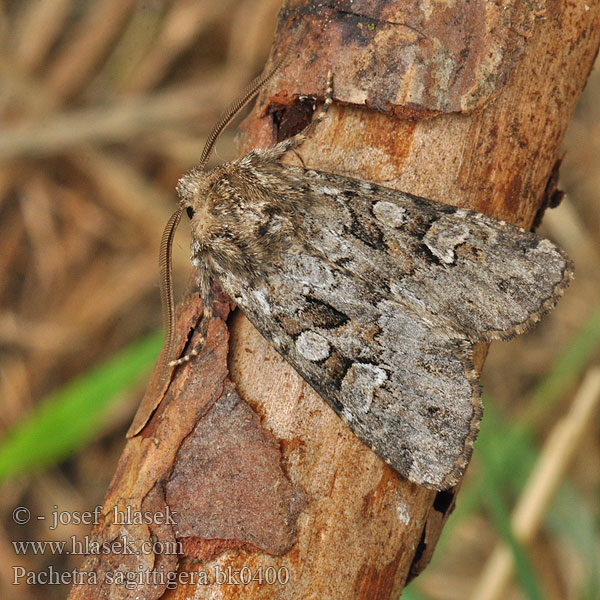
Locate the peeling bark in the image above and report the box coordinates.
[263,0,546,117]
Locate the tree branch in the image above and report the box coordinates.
[69,1,600,598]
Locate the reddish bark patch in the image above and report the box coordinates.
[166,381,307,558]
[267,0,544,119]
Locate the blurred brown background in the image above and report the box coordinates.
[0,1,598,599]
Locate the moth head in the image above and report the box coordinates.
[156,42,294,375]
[175,168,210,216]
[176,167,230,248]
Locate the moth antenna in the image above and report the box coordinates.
[197,29,301,170]
[158,208,183,376]
[158,26,302,374]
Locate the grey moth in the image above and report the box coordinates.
[130,65,572,491]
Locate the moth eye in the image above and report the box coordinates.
[186,207,195,219]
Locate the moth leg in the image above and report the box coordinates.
[267,71,334,157]
[168,303,213,367]
[290,148,307,168]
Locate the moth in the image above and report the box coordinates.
[129,59,573,490]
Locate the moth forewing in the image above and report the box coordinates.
[292,171,574,342]
[215,164,571,489]
[219,249,483,490]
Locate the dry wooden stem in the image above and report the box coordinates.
[69,1,600,599]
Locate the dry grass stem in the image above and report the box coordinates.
[470,368,600,600]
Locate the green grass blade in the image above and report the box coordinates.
[401,586,433,600]
[525,302,600,425]
[0,331,162,483]
[436,300,600,543]
[547,485,600,600]
[481,442,546,600]
[405,303,600,595]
